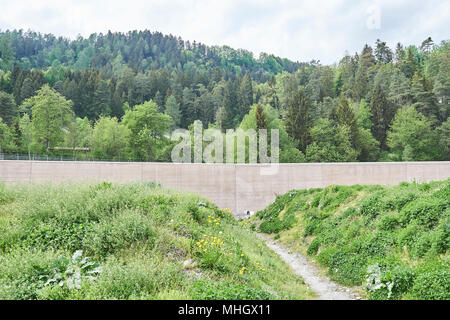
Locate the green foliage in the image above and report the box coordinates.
[387,107,443,161]
[366,261,415,300]
[122,100,172,161]
[43,250,101,291]
[305,119,358,162]
[165,94,181,129]
[24,84,73,150]
[191,279,273,300]
[91,116,129,160]
[0,182,311,300]
[0,91,17,125]
[254,179,450,299]
[409,261,450,300]
[0,32,448,162]
[257,192,298,234]
[83,211,156,257]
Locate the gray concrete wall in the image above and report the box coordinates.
[1,161,449,213]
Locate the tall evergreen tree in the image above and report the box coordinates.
[255,104,267,130]
[410,72,439,125]
[285,87,311,152]
[0,91,18,125]
[370,83,394,150]
[238,73,253,120]
[0,33,15,71]
[165,94,181,129]
[221,80,238,129]
[388,69,411,108]
[332,97,360,151]
[92,80,111,118]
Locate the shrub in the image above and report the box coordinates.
[377,214,399,231]
[22,219,90,251]
[360,195,382,220]
[410,261,450,300]
[0,183,14,205]
[365,262,415,300]
[400,197,448,229]
[83,211,156,257]
[383,192,417,211]
[0,249,61,300]
[306,237,321,256]
[191,279,273,300]
[327,248,367,286]
[259,218,284,234]
[430,217,449,254]
[303,217,322,237]
[89,258,183,299]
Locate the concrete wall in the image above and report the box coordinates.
[1,161,449,213]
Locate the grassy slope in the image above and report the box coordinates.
[0,182,313,300]
[251,179,450,300]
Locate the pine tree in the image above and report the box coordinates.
[370,84,393,149]
[165,94,181,129]
[181,87,196,127]
[93,80,111,119]
[285,87,311,152]
[388,69,411,108]
[0,91,18,125]
[0,33,15,71]
[332,97,360,151]
[221,80,238,129]
[238,73,253,120]
[433,70,450,122]
[410,72,439,125]
[255,104,267,130]
[20,77,35,103]
[375,39,393,64]
[420,37,434,55]
[353,66,369,101]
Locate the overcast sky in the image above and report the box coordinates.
[0,0,448,64]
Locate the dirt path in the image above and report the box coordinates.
[262,236,361,300]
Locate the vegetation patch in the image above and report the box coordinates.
[253,179,450,300]
[0,182,313,300]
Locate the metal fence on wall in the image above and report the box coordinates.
[0,153,164,163]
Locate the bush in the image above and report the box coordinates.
[327,248,367,286]
[89,258,183,299]
[410,261,450,300]
[254,179,450,299]
[400,197,448,229]
[377,214,399,231]
[0,249,61,300]
[360,195,382,220]
[83,210,156,257]
[22,219,90,251]
[0,183,14,205]
[259,218,284,234]
[306,237,321,256]
[191,279,273,300]
[365,262,415,300]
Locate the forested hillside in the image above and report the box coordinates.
[0,29,448,162]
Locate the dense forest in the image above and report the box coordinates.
[0,29,448,162]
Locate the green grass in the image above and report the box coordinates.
[252,180,450,300]
[0,182,313,300]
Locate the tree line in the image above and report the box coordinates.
[0,30,448,162]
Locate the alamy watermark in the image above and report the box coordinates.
[366,4,381,30]
[170,121,280,175]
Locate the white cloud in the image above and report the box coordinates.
[0,0,448,64]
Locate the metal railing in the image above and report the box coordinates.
[0,153,165,163]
